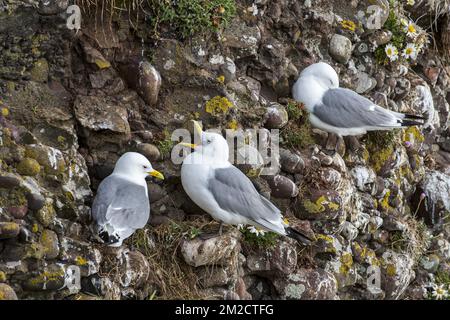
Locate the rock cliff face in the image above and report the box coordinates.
[0,0,449,300]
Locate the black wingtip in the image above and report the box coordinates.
[285,227,313,246]
[398,119,425,127]
[99,230,120,245]
[404,113,426,120]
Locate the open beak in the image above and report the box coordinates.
[149,169,164,180]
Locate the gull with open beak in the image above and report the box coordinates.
[91,152,164,247]
[180,121,312,245]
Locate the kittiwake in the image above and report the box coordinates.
[292,62,425,137]
[180,121,312,245]
[91,152,164,247]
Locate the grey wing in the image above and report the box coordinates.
[316,88,399,128]
[92,176,150,229]
[208,166,284,232]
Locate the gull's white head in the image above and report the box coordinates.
[180,121,230,162]
[300,62,339,89]
[113,152,164,180]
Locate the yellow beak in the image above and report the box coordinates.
[179,142,197,149]
[149,169,164,180]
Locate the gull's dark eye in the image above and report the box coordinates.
[206,139,212,144]
[143,165,148,169]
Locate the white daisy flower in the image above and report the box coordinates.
[385,44,399,61]
[406,0,415,6]
[431,284,448,300]
[402,43,418,59]
[247,226,266,237]
[404,21,418,37]
[237,224,245,230]
[400,18,408,26]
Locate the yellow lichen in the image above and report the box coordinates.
[402,126,424,144]
[339,253,354,275]
[380,189,393,211]
[216,75,225,84]
[340,20,356,31]
[227,119,238,130]
[316,234,334,243]
[205,96,233,115]
[75,256,88,266]
[0,271,6,282]
[303,195,339,214]
[94,59,111,69]
[370,146,393,173]
[386,263,397,276]
[1,107,9,117]
[32,224,39,233]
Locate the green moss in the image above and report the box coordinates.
[155,129,175,159]
[374,6,406,64]
[285,100,304,121]
[240,227,279,248]
[365,130,398,173]
[147,0,236,38]
[16,158,41,176]
[281,103,315,149]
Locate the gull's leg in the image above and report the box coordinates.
[343,136,361,154]
[199,221,223,240]
[323,133,338,156]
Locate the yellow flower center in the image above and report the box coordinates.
[408,25,416,33]
[406,48,413,54]
[387,48,392,55]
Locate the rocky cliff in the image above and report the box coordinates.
[0,0,449,300]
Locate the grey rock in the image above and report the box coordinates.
[265,175,298,198]
[181,231,240,267]
[263,102,289,129]
[136,143,161,162]
[0,283,18,300]
[119,58,161,106]
[329,34,352,64]
[246,240,297,276]
[273,268,337,299]
[0,174,21,189]
[37,0,69,15]
[279,148,305,174]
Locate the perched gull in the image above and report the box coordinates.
[292,62,425,137]
[180,121,312,245]
[91,152,164,247]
